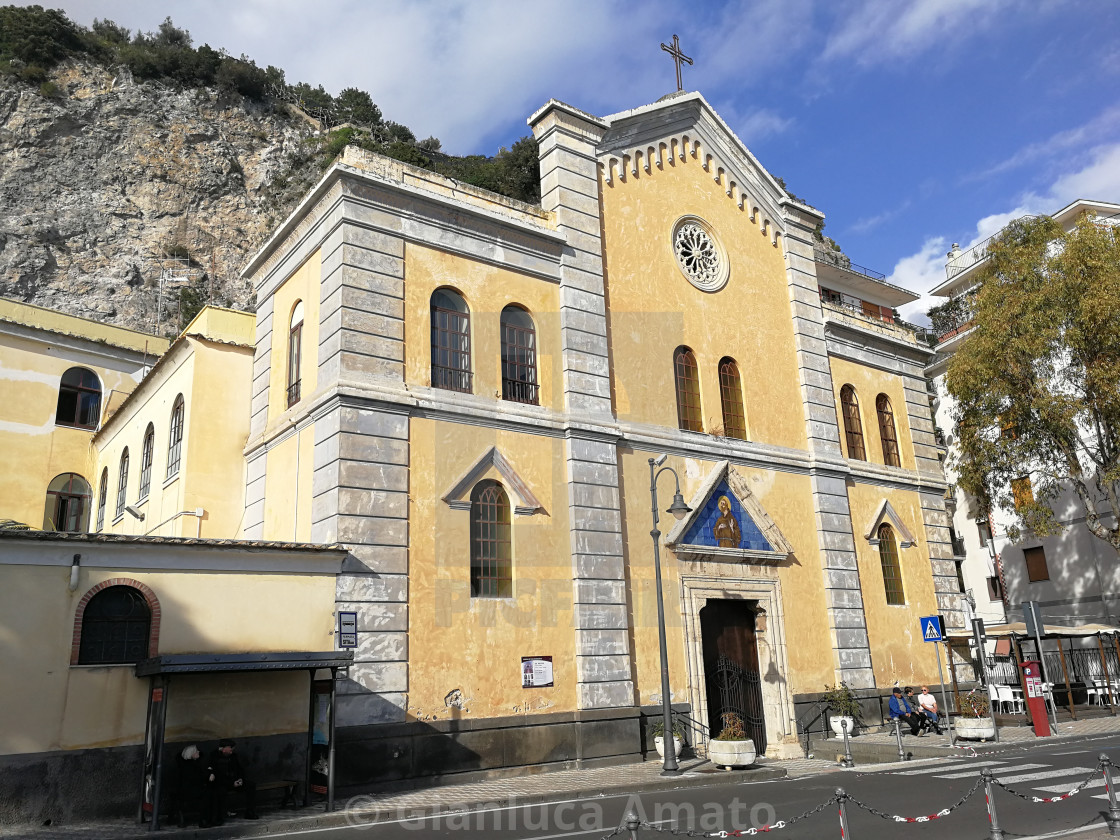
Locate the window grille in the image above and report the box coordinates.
[55,367,101,429]
[840,385,866,460]
[878,523,905,605]
[115,449,129,519]
[674,347,703,432]
[44,473,91,532]
[470,480,512,598]
[431,290,472,393]
[718,357,747,440]
[96,468,108,531]
[166,396,184,479]
[501,306,538,405]
[78,586,151,665]
[138,424,154,500]
[876,394,900,466]
[287,301,303,408]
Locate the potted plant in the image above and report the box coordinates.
[707,712,756,769]
[955,689,996,740]
[823,683,861,737]
[650,718,685,760]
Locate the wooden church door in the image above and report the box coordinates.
[700,599,767,754]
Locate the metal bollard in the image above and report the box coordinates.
[982,769,1004,840]
[893,717,907,762]
[836,788,851,840]
[840,717,854,768]
[1102,754,1120,836]
[625,810,641,840]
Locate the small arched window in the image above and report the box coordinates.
[55,367,101,429]
[840,385,866,460]
[43,473,91,532]
[115,448,129,519]
[470,480,512,598]
[876,394,901,467]
[166,395,184,479]
[138,423,155,500]
[77,585,152,665]
[500,305,538,405]
[878,523,905,605]
[674,347,703,433]
[718,357,747,440]
[287,301,304,408]
[431,289,472,393]
[96,468,108,531]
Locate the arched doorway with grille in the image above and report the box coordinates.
[699,599,766,754]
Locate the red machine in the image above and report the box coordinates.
[1021,660,1051,737]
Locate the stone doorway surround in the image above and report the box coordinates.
[678,571,803,759]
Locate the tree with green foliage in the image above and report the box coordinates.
[0,4,84,67]
[335,87,382,127]
[946,215,1120,552]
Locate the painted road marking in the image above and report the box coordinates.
[995,766,1097,785]
[900,760,1004,775]
[936,763,1048,779]
[1033,778,1107,794]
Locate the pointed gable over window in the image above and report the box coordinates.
[441,446,544,516]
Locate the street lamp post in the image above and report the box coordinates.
[648,454,692,776]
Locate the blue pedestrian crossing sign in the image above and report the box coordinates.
[920,615,944,643]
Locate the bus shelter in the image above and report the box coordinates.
[134,650,354,831]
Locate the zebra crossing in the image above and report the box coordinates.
[893,758,1114,801]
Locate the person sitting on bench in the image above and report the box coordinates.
[173,745,209,827]
[889,687,922,736]
[205,739,258,823]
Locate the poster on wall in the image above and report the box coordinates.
[140,683,166,817]
[310,680,332,795]
[521,656,554,688]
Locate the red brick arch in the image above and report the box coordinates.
[71,578,161,665]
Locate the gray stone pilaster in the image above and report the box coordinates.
[533,102,635,709]
[783,203,875,688]
[921,490,965,629]
[242,450,266,540]
[249,294,273,440]
[902,372,941,477]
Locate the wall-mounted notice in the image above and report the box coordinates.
[521,656,554,688]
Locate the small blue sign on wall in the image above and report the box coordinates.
[919,615,944,643]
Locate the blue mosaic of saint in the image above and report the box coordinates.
[681,482,773,552]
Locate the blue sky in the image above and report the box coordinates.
[53,0,1120,321]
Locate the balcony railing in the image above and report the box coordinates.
[814,246,886,281]
[820,299,929,346]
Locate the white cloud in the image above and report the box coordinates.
[889,237,949,325]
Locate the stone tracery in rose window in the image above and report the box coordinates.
[672,218,728,291]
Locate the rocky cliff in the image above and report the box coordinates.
[0,60,315,334]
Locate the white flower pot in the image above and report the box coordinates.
[955,717,997,741]
[829,715,856,737]
[707,738,756,769]
[654,735,682,759]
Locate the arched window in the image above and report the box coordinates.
[166,395,184,479]
[674,347,703,432]
[470,480,511,598]
[115,449,129,519]
[500,305,538,405]
[287,301,304,408]
[839,385,866,460]
[431,289,472,393]
[876,394,901,467]
[138,424,155,500]
[55,367,101,429]
[43,473,91,532]
[96,468,108,531]
[718,357,747,440]
[76,585,152,665]
[878,523,905,605]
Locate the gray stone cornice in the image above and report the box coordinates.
[825,324,935,372]
[0,318,157,369]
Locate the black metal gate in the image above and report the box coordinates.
[710,653,767,754]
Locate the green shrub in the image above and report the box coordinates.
[38,80,60,98]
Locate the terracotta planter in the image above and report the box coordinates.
[829,715,857,737]
[654,735,682,759]
[707,738,756,769]
[955,717,997,741]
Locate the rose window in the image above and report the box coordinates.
[672,218,728,291]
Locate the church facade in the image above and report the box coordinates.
[240,91,960,774]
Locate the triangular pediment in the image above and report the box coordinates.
[864,499,916,548]
[441,446,544,516]
[665,461,792,564]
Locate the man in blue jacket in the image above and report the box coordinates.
[888,687,922,735]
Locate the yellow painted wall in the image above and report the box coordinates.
[403,243,560,410]
[829,356,916,469]
[846,482,944,685]
[267,251,321,426]
[408,418,575,718]
[599,160,806,448]
[261,426,315,543]
[0,564,336,756]
[619,450,836,702]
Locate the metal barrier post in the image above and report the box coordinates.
[836,789,851,840]
[840,718,854,767]
[893,717,907,762]
[1102,754,1120,836]
[982,769,1004,840]
[625,810,641,840]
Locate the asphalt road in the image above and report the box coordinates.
[259,736,1120,840]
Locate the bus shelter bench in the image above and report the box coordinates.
[256,779,301,808]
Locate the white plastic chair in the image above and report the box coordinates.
[997,685,1023,714]
[1087,680,1102,705]
[988,683,1005,713]
[1008,686,1025,713]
